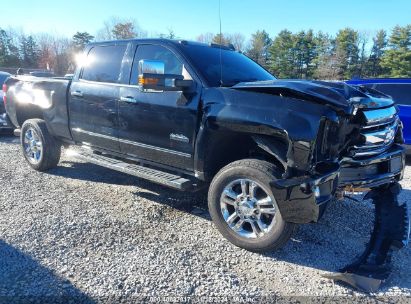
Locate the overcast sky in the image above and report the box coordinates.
[2,0,410,39]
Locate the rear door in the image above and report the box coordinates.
[118,43,201,171]
[69,43,130,152]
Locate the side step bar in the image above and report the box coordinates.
[74,150,194,191]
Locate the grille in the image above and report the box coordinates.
[350,106,399,158]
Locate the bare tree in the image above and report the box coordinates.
[196,32,214,44]
[36,33,55,70]
[95,19,115,41]
[228,33,246,52]
[52,37,71,75]
[112,22,136,39]
[35,33,71,75]
[164,28,176,39]
[95,17,147,41]
[314,54,339,80]
[356,31,370,78]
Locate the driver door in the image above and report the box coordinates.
[118,44,200,171]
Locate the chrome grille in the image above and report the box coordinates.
[351,106,399,158]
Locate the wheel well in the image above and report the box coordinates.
[16,104,43,127]
[203,131,286,181]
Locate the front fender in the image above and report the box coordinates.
[200,88,338,172]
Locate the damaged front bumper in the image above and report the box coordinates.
[271,144,408,292]
[271,164,340,224]
[339,144,405,189]
[271,144,405,224]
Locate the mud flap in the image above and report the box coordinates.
[324,182,410,292]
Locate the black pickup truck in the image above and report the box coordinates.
[3,39,405,253]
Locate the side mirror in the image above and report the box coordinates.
[138,59,194,92]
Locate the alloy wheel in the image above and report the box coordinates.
[220,179,277,239]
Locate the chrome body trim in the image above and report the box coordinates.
[72,128,192,158]
[351,106,400,158]
[362,107,397,125]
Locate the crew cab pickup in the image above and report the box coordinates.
[3,39,405,252]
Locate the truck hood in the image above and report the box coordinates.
[232,80,394,112]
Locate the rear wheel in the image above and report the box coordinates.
[208,159,298,252]
[21,119,61,171]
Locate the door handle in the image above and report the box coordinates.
[120,96,138,104]
[71,90,83,98]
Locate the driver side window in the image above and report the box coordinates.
[130,44,191,85]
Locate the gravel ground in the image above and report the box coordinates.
[0,135,410,303]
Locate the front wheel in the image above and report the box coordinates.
[21,119,61,171]
[208,159,298,252]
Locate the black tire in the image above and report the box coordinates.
[21,119,61,171]
[208,159,298,252]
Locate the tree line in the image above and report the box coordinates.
[206,25,410,79]
[1,18,410,79]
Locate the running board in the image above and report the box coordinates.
[74,150,194,191]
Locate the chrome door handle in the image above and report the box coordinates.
[120,96,138,104]
[71,91,83,98]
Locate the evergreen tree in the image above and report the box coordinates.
[367,30,387,77]
[212,33,232,46]
[293,30,316,78]
[0,29,8,66]
[20,35,39,68]
[381,25,411,77]
[312,32,335,79]
[269,30,296,78]
[72,32,94,52]
[0,28,20,67]
[334,28,360,79]
[246,30,271,68]
[356,32,369,78]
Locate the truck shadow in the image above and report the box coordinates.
[15,144,410,293]
[136,187,411,292]
[49,161,143,187]
[97,163,410,292]
[134,182,410,294]
[0,240,94,303]
[49,160,210,214]
[48,158,411,292]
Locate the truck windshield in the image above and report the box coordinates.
[182,44,275,87]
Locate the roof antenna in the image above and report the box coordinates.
[219,0,223,87]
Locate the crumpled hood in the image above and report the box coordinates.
[232,80,394,112]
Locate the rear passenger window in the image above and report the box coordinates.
[81,45,127,83]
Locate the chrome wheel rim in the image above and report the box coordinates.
[23,127,43,164]
[220,179,277,239]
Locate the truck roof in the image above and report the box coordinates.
[87,38,235,50]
